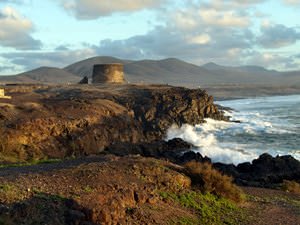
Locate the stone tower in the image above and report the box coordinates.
[92,64,125,84]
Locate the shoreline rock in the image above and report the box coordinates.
[105,138,300,188]
[215,153,300,187]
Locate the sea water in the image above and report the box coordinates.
[166,95,300,165]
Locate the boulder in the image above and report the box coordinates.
[214,153,300,187]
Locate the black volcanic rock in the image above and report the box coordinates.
[178,151,211,164]
[214,153,300,187]
[105,138,215,165]
[106,137,300,188]
[104,138,192,162]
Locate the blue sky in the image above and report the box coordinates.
[0,0,300,74]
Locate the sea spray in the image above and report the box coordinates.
[166,121,258,165]
[166,95,300,164]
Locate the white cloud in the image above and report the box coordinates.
[199,8,250,27]
[1,0,299,72]
[1,48,96,71]
[61,0,165,19]
[0,1,257,70]
[227,48,242,57]
[243,50,300,70]
[283,0,300,5]
[93,21,253,67]
[0,6,41,50]
[199,0,266,11]
[172,11,198,30]
[188,34,211,44]
[0,0,31,5]
[230,0,267,5]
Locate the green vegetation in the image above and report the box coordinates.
[160,191,241,225]
[184,161,244,203]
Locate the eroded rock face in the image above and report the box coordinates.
[0,84,228,162]
[114,86,228,141]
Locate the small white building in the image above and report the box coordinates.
[0,88,11,99]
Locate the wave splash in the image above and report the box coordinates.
[166,120,258,165]
[166,95,300,164]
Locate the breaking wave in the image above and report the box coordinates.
[166,95,300,164]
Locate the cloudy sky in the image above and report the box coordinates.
[0,0,300,74]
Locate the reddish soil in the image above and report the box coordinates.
[0,156,299,225]
[242,187,300,225]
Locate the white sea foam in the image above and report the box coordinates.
[166,121,258,165]
[166,95,300,164]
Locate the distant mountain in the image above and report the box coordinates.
[64,57,217,85]
[124,58,214,85]
[203,62,273,73]
[0,56,299,86]
[64,56,131,77]
[0,67,80,84]
[201,62,294,85]
[202,62,224,71]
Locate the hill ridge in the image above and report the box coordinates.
[0,56,299,86]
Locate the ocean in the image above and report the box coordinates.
[166,95,300,165]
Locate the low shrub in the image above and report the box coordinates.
[282,180,300,194]
[184,161,244,202]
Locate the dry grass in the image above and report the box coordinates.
[184,161,244,203]
[282,180,300,194]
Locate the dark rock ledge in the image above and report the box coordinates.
[104,138,300,188]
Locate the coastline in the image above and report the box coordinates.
[0,83,299,224]
[203,84,300,101]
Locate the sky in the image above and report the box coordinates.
[0,0,300,74]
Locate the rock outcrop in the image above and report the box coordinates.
[0,84,227,163]
[214,153,300,187]
[105,140,300,187]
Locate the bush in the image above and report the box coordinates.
[184,161,244,202]
[282,180,300,194]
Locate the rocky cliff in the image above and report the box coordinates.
[0,84,228,163]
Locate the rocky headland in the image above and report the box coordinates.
[0,83,227,163]
[0,83,299,224]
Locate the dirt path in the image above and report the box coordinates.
[242,187,300,225]
[0,155,106,178]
